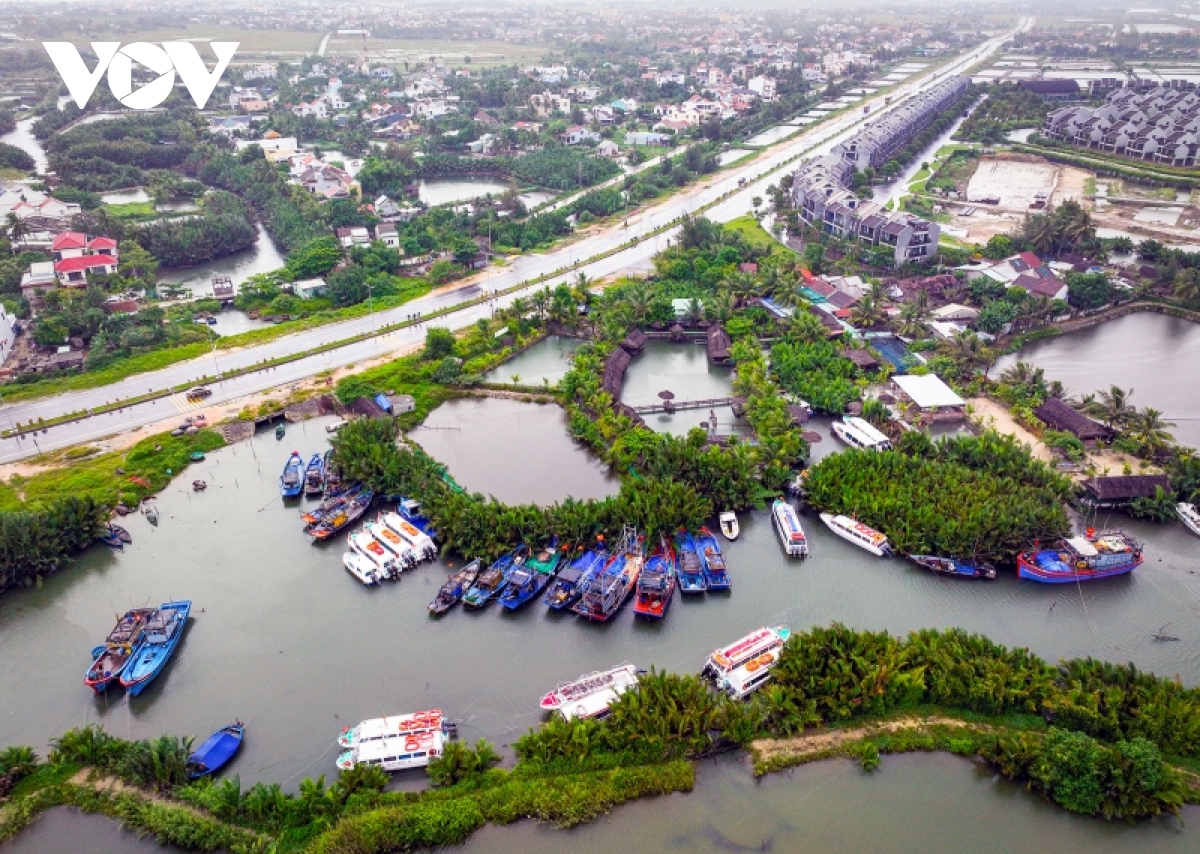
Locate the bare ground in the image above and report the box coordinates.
[966,397,1054,462]
[750,715,983,765]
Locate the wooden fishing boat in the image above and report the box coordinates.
[819,513,890,556]
[463,549,522,609]
[771,499,808,557]
[545,548,605,611]
[540,663,641,721]
[1016,528,1143,583]
[718,511,739,541]
[702,626,790,700]
[275,423,285,440]
[1178,502,1200,537]
[112,525,132,544]
[908,554,996,580]
[119,601,191,697]
[573,528,643,622]
[192,480,207,491]
[143,505,159,526]
[632,539,676,619]
[303,453,325,497]
[280,451,304,498]
[696,527,730,591]
[674,531,708,593]
[186,723,244,779]
[84,607,157,693]
[429,560,482,615]
[302,483,363,526]
[99,525,126,548]
[323,449,343,495]
[308,488,373,540]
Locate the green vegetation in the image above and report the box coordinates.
[956,83,1052,143]
[802,430,1073,560]
[0,142,35,172]
[771,339,862,413]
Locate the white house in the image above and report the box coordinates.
[292,278,329,299]
[559,125,600,145]
[530,91,571,118]
[747,75,777,101]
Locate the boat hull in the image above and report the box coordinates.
[1178,503,1200,537]
[187,724,244,779]
[119,601,192,697]
[909,555,995,580]
[696,529,730,591]
[1016,551,1142,583]
[819,513,890,556]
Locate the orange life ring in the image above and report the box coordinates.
[758,653,774,666]
[746,660,761,672]
[404,738,419,751]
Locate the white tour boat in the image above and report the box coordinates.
[540,662,640,722]
[820,513,891,556]
[718,511,740,541]
[382,511,438,560]
[336,729,444,773]
[830,416,892,452]
[366,520,417,572]
[1178,502,1200,537]
[771,499,809,557]
[349,530,402,578]
[702,626,790,684]
[342,552,382,586]
[339,709,446,748]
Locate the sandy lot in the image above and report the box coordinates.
[966,158,1059,210]
[967,397,1054,461]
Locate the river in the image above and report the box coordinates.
[992,311,1200,449]
[157,224,288,297]
[0,117,48,174]
[1,332,1199,851]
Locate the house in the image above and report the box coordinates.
[1080,474,1172,506]
[886,273,961,303]
[891,374,966,422]
[19,261,57,296]
[336,227,371,249]
[41,233,120,286]
[235,136,299,163]
[625,131,671,147]
[209,115,252,135]
[374,195,420,223]
[1012,271,1068,301]
[292,278,329,299]
[596,140,620,157]
[1033,398,1113,445]
[929,303,979,322]
[559,125,600,146]
[747,75,777,101]
[375,222,400,249]
[1018,79,1082,101]
[530,91,571,118]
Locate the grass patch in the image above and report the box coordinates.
[102,200,157,220]
[724,214,794,256]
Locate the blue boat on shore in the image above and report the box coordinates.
[119,600,191,697]
[186,722,244,779]
[280,452,304,498]
[674,532,708,593]
[545,548,606,610]
[696,527,730,591]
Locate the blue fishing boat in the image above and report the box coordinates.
[186,722,244,779]
[429,560,482,615]
[303,453,325,496]
[674,531,708,593]
[633,539,676,619]
[463,548,523,609]
[119,600,191,697]
[84,607,156,693]
[545,548,606,610]
[696,527,730,591]
[909,555,996,580]
[280,452,304,498]
[398,498,436,537]
[573,528,643,622]
[500,541,561,611]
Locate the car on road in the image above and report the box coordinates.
[186,387,213,403]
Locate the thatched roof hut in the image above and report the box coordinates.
[706,324,731,363]
[1081,475,1171,504]
[1034,398,1112,443]
[602,347,633,398]
[842,347,881,371]
[620,328,647,354]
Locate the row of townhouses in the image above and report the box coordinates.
[790,75,969,266]
[1042,85,1200,167]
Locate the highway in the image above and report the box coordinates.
[0,18,1030,464]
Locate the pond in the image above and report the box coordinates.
[617,340,740,437]
[157,224,287,296]
[408,397,619,504]
[716,148,753,166]
[418,177,512,207]
[743,126,798,147]
[992,311,1200,449]
[1005,128,1037,143]
[0,807,174,854]
[482,335,586,386]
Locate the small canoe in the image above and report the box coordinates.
[193,480,207,491]
[186,723,244,779]
[112,525,132,544]
[189,451,205,462]
[275,423,285,440]
[908,554,996,580]
[718,511,739,541]
[144,505,159,526]
[99,526,125,548]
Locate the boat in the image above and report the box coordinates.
[186,723,244,779]
[381,511,438,561]
[84,607,157,693]
[702,626,791,700]
[544,548,606,610]
[144,505,159,526]
[192,480,207,491]
[275,423,285,440]
[1178,502,1200,537]
[323,449,343,495]
[909,554,996,580]
[500,541,561,611]
[397,498,436,538]
[429,560,482,614]
[1016,528,1144,583]
[830,416,892,451]
[696,527,730,591]
[674,531,708,593]
[718,511,740,541]
[540,662,640,721]
[308,488,373,540]
[349,530,403,579]
[632,539,676,619]
[573,527,643,622]
[303,453,325,497]
[280,451,304,498]
[99,525,128,548]
[336,729,445,773]
[820,513,891,556]
[771,499,809,557]
[302,483,364,526]
[119,600,192,697]
[366,520,418,573]
[463,549,521,608]
[343,551,383,586]
[189,451,205,462]
[339,709,451,748]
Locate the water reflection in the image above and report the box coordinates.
[0,807,171,854]
[418,177,511,206]
[158,224,287,296]
[484,335,586,386]
[0,118,48,173]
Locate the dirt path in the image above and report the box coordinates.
[751,715,982,764]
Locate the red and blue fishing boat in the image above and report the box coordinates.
[84,607,156,693]
[674,531,707,593]
[1016,528,1143,583]
[632,539,676,619]
[696,527,730,591]
[545,547,606,611]
[573,527,643,622]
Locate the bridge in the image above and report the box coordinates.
[630,396,736,415]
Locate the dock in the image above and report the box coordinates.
[630,396,736,415]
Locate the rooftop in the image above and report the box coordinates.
[892,374,964,409]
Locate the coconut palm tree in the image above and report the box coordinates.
[706,290,735,324]
[1127,407,1176,456]
[1084,385,1135,430]
[938,329,993,377]
[786,309,828,344]
[5,213,27,252]
[1173,268,1200,305]
[850,295,885,330]
[894,291,930,337]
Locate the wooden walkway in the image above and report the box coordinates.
[630,396,736,414]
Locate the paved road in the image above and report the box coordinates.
[0,18,1029,464]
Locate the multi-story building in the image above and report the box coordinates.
[1042,85,1200,167]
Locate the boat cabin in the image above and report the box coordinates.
[771,501,808,556]
[337,730,444,772]
[704,627,790,678]
[721,656,778,700]
[833,416,892,451]
[341,711,443,747]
